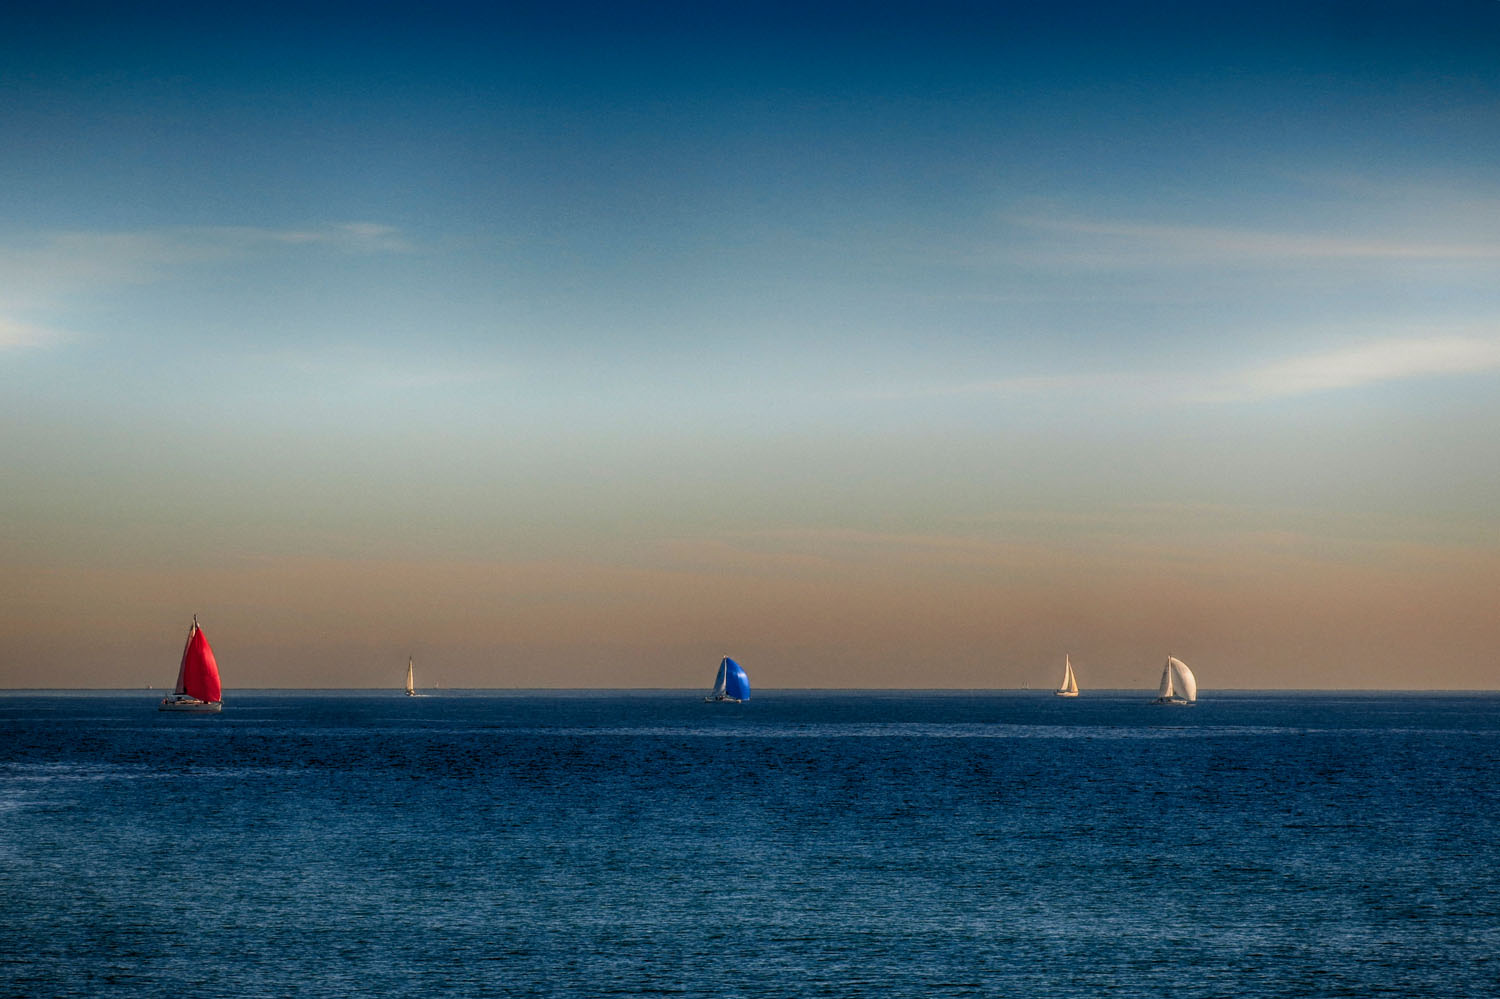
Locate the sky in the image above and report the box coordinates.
[3,1,1499,690]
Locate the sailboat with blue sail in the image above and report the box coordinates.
[705,656,750,702]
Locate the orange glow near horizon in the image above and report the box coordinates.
[6,523,1497,690]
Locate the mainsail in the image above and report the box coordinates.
[708,656,751,701]
[1155,655,1196,703]
[405,658,416,696]
[1055,654,1079,696]
[173,617,222,703]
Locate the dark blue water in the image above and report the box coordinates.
[3,691,1498,998]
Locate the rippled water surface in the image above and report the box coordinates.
[3,691,1498,997]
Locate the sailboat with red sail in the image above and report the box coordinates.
[158,615,223,713]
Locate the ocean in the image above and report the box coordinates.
[2,691,1497,998]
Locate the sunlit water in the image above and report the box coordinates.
[2,691,1498,997]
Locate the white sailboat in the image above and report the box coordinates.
[1152,655,1197,705]
[1054,654,1079,697]
[404,657,416,696]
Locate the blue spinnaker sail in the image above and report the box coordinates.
[723,657,750,701]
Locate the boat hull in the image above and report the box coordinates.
[704,695,743,703]
[1151,697,1192,706]
[1054,691,1078,697]
[159,697,222,713]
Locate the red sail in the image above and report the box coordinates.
[174,625,222,703]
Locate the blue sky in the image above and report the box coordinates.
[3,2,1498,688]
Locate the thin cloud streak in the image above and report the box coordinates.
[856,331,1500,405]
[0,223,413,350]
[1203,334,1500,402]
[0,222,411,300]
[0,316,67,350]
[1007,215,1500,267]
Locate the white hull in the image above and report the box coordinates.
[1054,690,1078,698]
[1152,697,1192,706]
[159,697,222,713]
[705,695,743,703]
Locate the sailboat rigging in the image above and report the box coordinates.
[158,615,223,713]
[705,656,750,702]
[1152,655,1197,705]
[1054,654,1079,697]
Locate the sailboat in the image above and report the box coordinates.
[1054,654,1079,697]
[404,657,416,696]
[705,656,750,702]
[1152,655,1197,705]
[158,615,223,713]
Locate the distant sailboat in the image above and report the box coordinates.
[1152,655,1197,705]
[404,657,416,696]
[1054,654,1079,697]
[158,615,222,713]
[705,656,750,702]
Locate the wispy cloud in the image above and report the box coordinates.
[0,316,67,350]
[0,223,413,347]
[1008,215,1500,267]
[857,330,1500,405]
[199,223,413,254]
[1204,334,1500,401]
[0,222,412,292]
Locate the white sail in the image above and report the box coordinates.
[1156,658,1175,700]
[405,658,415,696]
[1055,654,1079,696]
[709,658,728,699]
[1168,656,1196,702]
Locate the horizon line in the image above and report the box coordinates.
[4,687,1496,695]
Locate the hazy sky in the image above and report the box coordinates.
[3,2,1498,689]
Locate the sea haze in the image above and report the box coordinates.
[2,691,1498,997]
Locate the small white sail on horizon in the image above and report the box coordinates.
[1152,655,1197,705]
[1054,654,1079,697]
[404,657,416,697]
